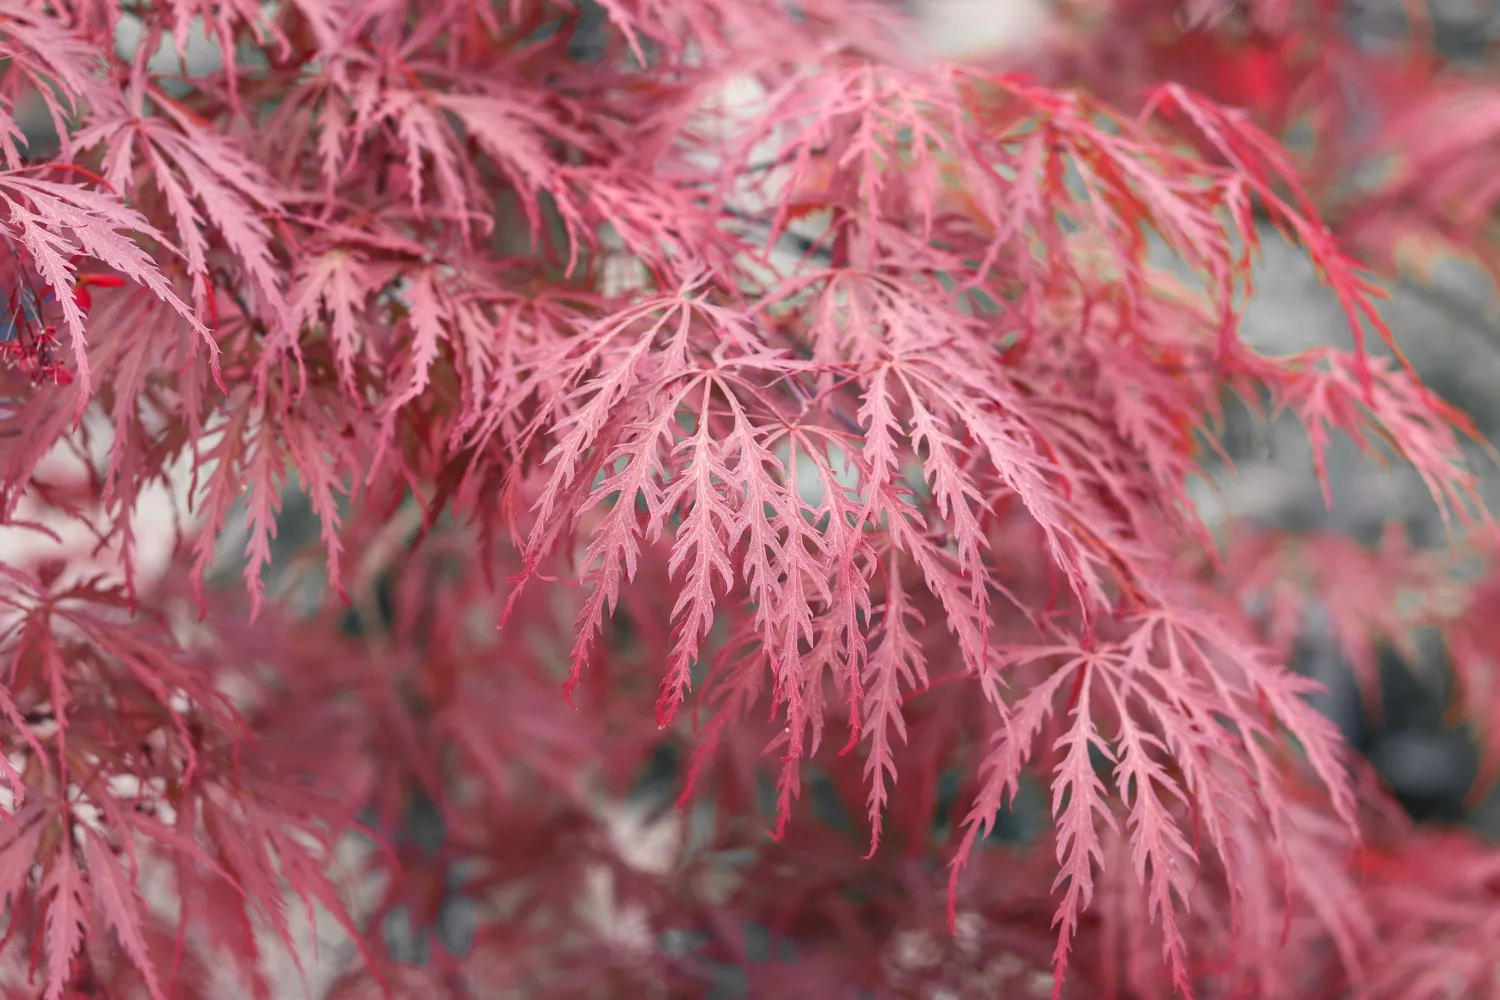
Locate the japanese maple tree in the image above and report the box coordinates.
[0,0,1496,997]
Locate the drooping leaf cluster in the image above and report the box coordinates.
[0,0,1497,998]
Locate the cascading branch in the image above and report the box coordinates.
[0,1,1493,998]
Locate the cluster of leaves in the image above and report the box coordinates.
[1035,0,1500,279]
[0,0,1498,998]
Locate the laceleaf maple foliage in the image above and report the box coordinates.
[0,0,1496,997]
